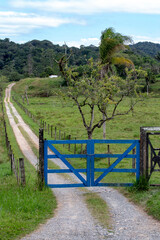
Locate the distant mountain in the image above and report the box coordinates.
[129,42,160,58]
[0,38,160,81]
[0,38,99,80]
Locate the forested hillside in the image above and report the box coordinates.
[0,38,99,80]
[129,41,160,57]
[0,38,160,81]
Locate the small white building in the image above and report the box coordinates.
[49,75,58,78]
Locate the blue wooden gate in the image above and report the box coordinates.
[44,139,140,188]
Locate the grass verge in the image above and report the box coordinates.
[119,186,160,221]
[84,192,113,230]
[0,93,57,240]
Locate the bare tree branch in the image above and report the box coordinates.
[89,105,94,129]
[111,95,124,117]
[79,97,88,107]
[72,96,88,130]
[91,98,140,134]
[112,100,140,118]
[55,54,73,82]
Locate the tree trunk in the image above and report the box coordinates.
[87,131,92,140]
[147,83,149,96]
[103,113,106,139]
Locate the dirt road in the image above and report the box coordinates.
[5,83,160,240]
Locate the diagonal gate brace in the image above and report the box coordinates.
[94,141,137,185]
[47,142,87,185]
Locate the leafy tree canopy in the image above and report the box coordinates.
[58,57,144,139]
[100,27,133,65]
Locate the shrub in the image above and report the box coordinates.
[130,176,149,192]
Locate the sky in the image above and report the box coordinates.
[1,0,160,48]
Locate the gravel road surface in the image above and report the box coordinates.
[5,83,160,240]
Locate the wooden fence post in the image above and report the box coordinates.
[140,127,148,177]
[22,95,24,104]
[25,87,29,105]
[10,148,13,172]
[74,137,77,154]
[48,124,50,135]
[68,135,71,151]
[12,154,19,183]
[63,132,65,147]
[132,148,136,169]
[81,144,83,154]
[10,149,13,172]
[39,128,44,189]
[17,159,19,182]
[55,127,57,140]
[59,130,61,140]
[107,144,111,166]
[51,125,53,138]
[19,158,26,186]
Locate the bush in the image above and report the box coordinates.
[130,176,149,192]
[9,72,22,82]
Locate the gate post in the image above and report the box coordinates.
[86,140,91,187]
[86,140,95,186]
[39,128,44,189]
[140,127,148,177]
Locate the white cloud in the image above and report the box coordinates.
[0,11,85,37]
[133,35,160,44]
[54,37,100,48]
[56,35,160,48]
[11,0,160,14]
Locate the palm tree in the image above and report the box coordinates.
[99,28,134,139]
[100,27,134,75]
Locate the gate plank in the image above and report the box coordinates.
[94,141,137,185]
[44,139,140,188]
[47,142,87,185]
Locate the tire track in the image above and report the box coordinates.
[5,84,109,240]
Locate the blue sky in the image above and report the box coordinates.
[1,0,160,47]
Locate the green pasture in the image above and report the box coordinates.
[12,77,160,220]
[12,77,160,184]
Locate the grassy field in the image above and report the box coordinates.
[0,91,57,240]
[12,77,160,221]
[12,77,160,140]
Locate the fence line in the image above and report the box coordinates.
[12,95,80,153]
[0,92,26,186]
[12,95,134,168]
[12,96,40,126]
[10,94,136,174]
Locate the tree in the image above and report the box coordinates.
[0,75,8,92]
[58,57,141,139]
[9,72,22,82]
[155,52,160,61]
[40,66,54,77]
[99,28,134,138]
[145,69,156,95]
[99,27,134,76]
